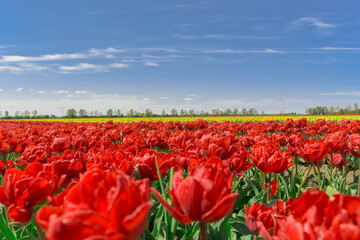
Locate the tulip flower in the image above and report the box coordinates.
[36,167,152,240]
[0,162,57,222]
[152,165,238,240]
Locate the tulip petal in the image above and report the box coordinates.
[151,188,193,224]
[123,201,152,233]
[200,193,237,223]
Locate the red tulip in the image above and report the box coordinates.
[262,180,278,197]
[244,203,274,235]
[250,144,293,173]
[36,167,152,240]
[152,164,238,224]
[298,138,328,164]
[0,162,57,222]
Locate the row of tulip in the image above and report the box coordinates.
[0,118,359,239]
[8,114,360,123]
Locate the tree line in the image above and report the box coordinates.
[0,107,263,119]
[305,103,360,115]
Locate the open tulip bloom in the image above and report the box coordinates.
[152,164,238,239]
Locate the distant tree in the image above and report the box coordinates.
[233,108,239,116]
[224,108,232,116]
[354,103,359,111]
[241,108,247,115]
[79,109,87,117]
[261,110,265,115]
[180,109,185,116]
[145,108,153,117]
[32,110,38,117]
[14,111,20,117]
[346,104,353,113]
[106,109,113,117]
[127,109,135,117]
[94,110,99,117]
[171,108,178,116]
[23,110,30,118]
[161,109,166,116]
[4,111,9,117]
[116,109,122,117]
[67,108,77,118]
[248,108,255,115]
[329,106,335,114]
[189,109,195,116]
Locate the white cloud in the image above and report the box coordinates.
[143,97,151,101]
[66,95,75,98]
[75,90,90,94]
[0,66,23,72]
[184,97,193,101]
[16,87,23,92]
[144,62,160,67]
[202,48,284,54]
[59,63,105,71]
[38,90,45,94]
[160,97,168,100]
[0,47,124,63]
[16,62,48,71]
[320,47,360,51]
[320,91,360,97]
[188,94,202,98]
[291,17,338,29]
[109,63,130,68]
[54,90,69,94]
[0,89,3,92]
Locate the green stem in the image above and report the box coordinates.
[35,219,46,240]
[199,222,208,240]
[231,176,242,193]
[296,164,313,197]
[276,173,280,199]
[329,154,334,186]
[316,163,322,190]
[267,172,272,202]
[294,155,298,179]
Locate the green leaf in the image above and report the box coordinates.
[325,186,339,200]
[0,215,16,240]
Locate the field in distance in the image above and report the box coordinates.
[3,114,360,123]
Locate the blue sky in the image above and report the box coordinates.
[0,0,360,115]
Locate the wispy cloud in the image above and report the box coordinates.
[0,89,3,92]
[160,96,168,100]
[144,62,160,67]
[109,63,130,68]
[16,87,24,92]
[320,91,360,97]
[54,90,69,94]
[172,34,276,40]
[320,47,360,51]
[0,66,23,72]
[59,63,106,72]
[38,90,45,94]
[202,48,285,54]
[75,90,90,94]
[184,97,193,101]
[0,47,123,63]
[292,17,339,29]
[59,62,129,73]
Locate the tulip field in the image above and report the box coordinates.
[1,118,360,240]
